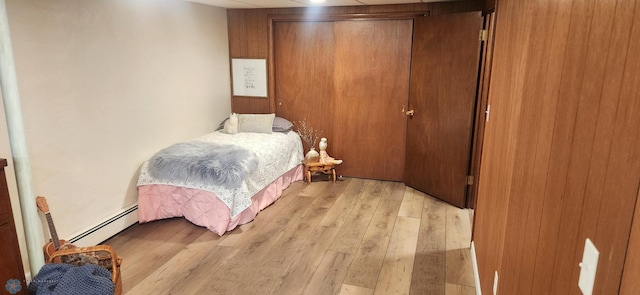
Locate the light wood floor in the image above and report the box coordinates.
[105,177,475,295]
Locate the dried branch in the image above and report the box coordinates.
[294,119,322,149]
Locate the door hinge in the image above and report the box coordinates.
[466,175,474,185]
[485,104,491,122]
[479,29,488,41]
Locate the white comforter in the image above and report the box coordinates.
[137,130,304,217]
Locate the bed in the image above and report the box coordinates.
[136,117,304,235]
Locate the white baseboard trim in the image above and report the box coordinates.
[67,203,138,247]
[471,241,482,295]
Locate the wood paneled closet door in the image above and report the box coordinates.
[404,12,483,208]
[332,20,412,181]
[274,20,412,181]
[274,21,335,153]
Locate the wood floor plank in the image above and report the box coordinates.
[353,181,386,216]
[445,205,474,287]
[446,249,475,287]
[106,179,476,295]
[205,188,327,291]
[386,181,407,202]
[343,195,402,288]
[304,250,354,295]
[329,181,386,254]
[214,219,257,247]
[118,222,207,289]
[283,180,308,197]
[309,177,351,209]
[196,274,278,295]
[445,205,472,249]
[410,195,447,294]
[320,178,367,227]
[209,198,314,283]
[106,218,193,264]
[299,180,331,197]
[220,191,311,251]
[217,181,306,247]
[268,177,360,295]
[256,188,334,269]
[124,231,228,294]
[374,216,421,295]
[340,284,375,295]
[270,225,341,294]
[398,187,425,218]
[164,245,240,295]
[445,283,476,295]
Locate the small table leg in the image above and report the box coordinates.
[331,168,336,183]
[306,170,312,184]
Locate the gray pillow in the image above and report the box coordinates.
[273,117,294,132]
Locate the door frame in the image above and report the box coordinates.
[467,12,497,209]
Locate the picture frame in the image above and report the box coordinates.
[231,58,268,97]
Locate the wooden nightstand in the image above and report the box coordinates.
[303,160,337,184]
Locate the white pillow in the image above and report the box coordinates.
[238,114,275,134]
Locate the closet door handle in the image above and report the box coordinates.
[405,109,415,117]
[402,105,415,117]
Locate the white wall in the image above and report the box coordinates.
[0,0,230,273]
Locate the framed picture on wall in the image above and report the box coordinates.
[231,58,267,97]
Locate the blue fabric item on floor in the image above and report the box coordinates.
[28,263,114,295]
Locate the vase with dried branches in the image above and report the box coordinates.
[295,119,322,162]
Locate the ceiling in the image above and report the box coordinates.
[186,0,463,9]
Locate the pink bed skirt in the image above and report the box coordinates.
[137,164,303,235]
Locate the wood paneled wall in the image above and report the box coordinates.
[227,1,484,114]
[621,188,640,294]
[473,0,640,294]
[227,9,270,113]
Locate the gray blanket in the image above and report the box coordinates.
[28,263,114,295]
[148,141,258,189]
